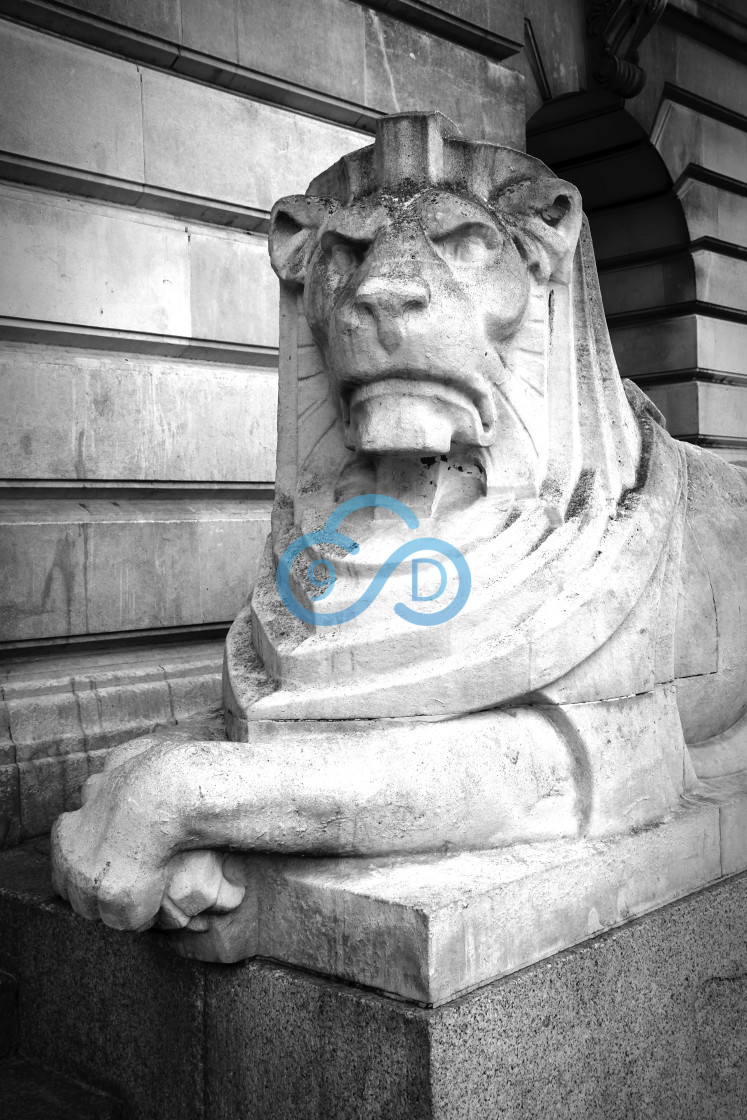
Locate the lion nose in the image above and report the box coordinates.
[354,275,430,353]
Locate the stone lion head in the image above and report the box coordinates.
[267,112,633,511]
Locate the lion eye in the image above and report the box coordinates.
[322,234,367,277]
[434,223,500,265]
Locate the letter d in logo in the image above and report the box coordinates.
[411,558,447,603]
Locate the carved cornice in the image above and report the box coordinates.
[587,0,668,98]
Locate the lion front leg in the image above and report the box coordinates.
[51,709,580,937]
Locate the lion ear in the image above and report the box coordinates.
[269,196,332,284]
[498,178,582,284]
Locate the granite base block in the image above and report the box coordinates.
[2,841,747,1119]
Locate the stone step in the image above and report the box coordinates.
[0,1056,126,1119]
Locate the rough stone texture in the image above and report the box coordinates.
[0,968,17,1057]
[0,843,205,1120]
[203,963,432,1120]
[3,841,747,1119]
[0,1057,126,1119]
[1,642,224,762]
[427,876,747,1120]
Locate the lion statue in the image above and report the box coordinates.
[52,113,747,951]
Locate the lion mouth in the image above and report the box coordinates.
[340,374,497,456]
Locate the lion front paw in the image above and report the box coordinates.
[155,850,246,932]
[51,807,169,932]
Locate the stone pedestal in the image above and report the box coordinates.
[3,840,747,1120]
[167,772,747,1005]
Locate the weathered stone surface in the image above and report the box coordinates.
[0,765,21,848]
[602,249,747,318]
[55,0,182,42]
[1,680,226,840]
[188,226,278,349]
[635,19,747,136]
[361,8,524,147]
[365,0,524,54]
[169,794,729,1004]
[0,184,277,353]
[235,0,524,147]
[203,958,432,1120]
[0,497,270,640]
[141,67,364,217]
[0,184,189,337]
[0,344,277,482]
[238,0,365,104]
[0,20,368,224]
[0,21,144,181]
[181,0,238,62]
[1,642,223,762]
[7,0,525,152]
[17,751,110,842]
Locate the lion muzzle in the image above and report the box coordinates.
[343,377,496,455]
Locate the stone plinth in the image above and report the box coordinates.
[2,841,747,1120]
[169,773,747,1005]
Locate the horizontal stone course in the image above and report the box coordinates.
[0,343,277,482]
[611,314,747,381]
[0,184,277,350]
[59,0,182,42]
[141,67,366,217]
[646,381,747,442]
[655,100,747,187]
[636,18,747,135]
[590,194,689,264]
[600,249,747,318]
[679,177,747,248]
[0,22,367,223]
[362,0,524,57]
[0,2,524,148]
[0,496,271,641]
[0,19,144,181]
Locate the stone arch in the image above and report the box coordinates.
[526,90,747,464]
